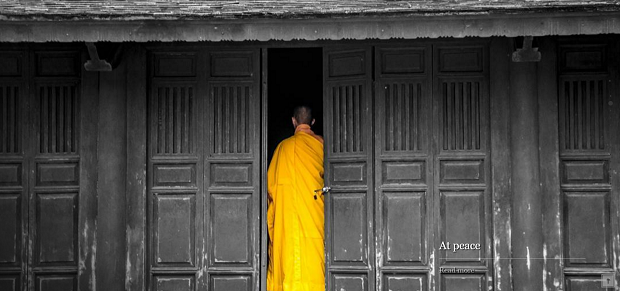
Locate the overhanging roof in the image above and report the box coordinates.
[1,0,620,42]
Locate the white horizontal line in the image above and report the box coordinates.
[439,258,586,260]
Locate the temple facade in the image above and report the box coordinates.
[0,1,619,291]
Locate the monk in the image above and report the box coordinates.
[267,105,325,291]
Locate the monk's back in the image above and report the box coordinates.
[267,124,325,291]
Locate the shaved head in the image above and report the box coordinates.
[293,105,313,125]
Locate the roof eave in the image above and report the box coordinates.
[1,10,620,42]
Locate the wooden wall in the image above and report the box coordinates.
[0,37,618,291]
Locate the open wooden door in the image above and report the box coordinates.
[322,46,374,291]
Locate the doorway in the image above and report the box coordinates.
[267,47,323,161]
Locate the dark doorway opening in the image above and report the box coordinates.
[267,48,323,163]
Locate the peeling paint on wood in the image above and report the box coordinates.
[80,53,100,291]
[490,37,513,291]
[124,44,148,291]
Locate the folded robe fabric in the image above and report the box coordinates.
[267,124,325,291]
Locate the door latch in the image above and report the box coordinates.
[313,186,331,200]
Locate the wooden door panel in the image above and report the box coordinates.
[328,82,366,155]
[208,83,253,156]
[563,192,611,267]
[208,193,252,267]
[382,274,426,291]
[148,48,260,291]
[153,53,197,78]
[381,80,427,152]
[564,276,603,291]
[381,160,426,186]
[0,47,95,291]
[330,162,367,187]
[557,42,617,283]
[153,275,195,291]
[0,194,21,266]
[434,44,491,291]
[332,273,368,291]
[0,80,24,283]
[153,164,197,188]
[378,48,426,76]
[208,163,253,188]
[151,84,196,156]
[330,193,368,266]
[204,49,260,290]
[437,78,486,152]
[327,50,367,78]
[152,194,196,267]
[209,275,252,291]
[29,50,84,291]
[375,44,433,291]
[558,76,607,152]
[35,193,78,265]
[0,53,22,77]
[148,50,203,290]
[35,162,79,187]
[439,159,484,184]
[0,163,21,187]
[376,43,491,291]
[31,49,84,289]
[324,46,374,291]
[561,160,609,184]
[437,47,484,73]
[35,275,77,291]
[0,84,20,153]
[441,274,484,291]
[35,52,80,77]
[439,192,485,266]
[36,83,80,154]
[382,192,426,266]
[0,275,20,291]
[209,52,255,78]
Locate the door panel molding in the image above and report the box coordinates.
[145,46,261,291]
[324,46,374,291]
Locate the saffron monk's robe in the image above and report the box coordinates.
[267,124,325,291]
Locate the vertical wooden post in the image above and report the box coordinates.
[490,37,514,291]
[96,53,128,291]
[125,44,148,291]
[79,52,100,291]
[537,37,563,291]
[510,40,544,291]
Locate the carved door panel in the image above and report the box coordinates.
[557,42,620,289]
[431,44,492,291]
[147,48,260,291]
[323,46,375,291]
[0,49,27,291]
[374,45,433,291]
[0,47,96,291]
[374,43,493,291]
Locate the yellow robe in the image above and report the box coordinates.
[267,124,325,291]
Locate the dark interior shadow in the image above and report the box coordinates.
[267,47,323,165]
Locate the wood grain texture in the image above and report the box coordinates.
[1,0,620,20]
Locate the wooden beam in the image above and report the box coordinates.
[84,42,112,72]
[3,12,620,42]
